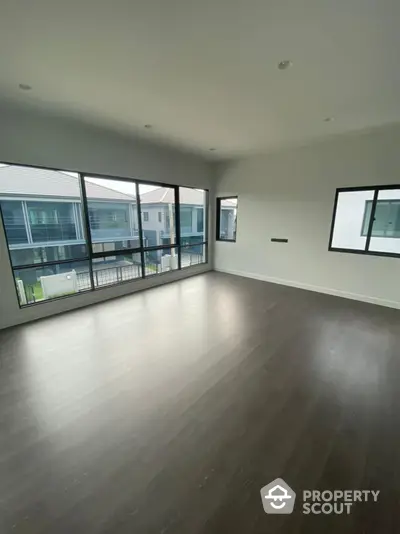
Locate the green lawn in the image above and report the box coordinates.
[32,281,44,300]
[16,279,44,301]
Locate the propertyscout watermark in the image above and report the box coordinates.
[260,478,380,515]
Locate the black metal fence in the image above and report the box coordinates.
[76,263,142,289]
[75,252,203,290]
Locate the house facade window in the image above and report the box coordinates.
[361,199,400,238]
[0,163,209,307]
[178,188,207,265]
[329,186,400,257]
[27,201,77,242]
[0,200,28,244]
[197,208,204,232]
[216,196,238,242]
[180,207,192,232]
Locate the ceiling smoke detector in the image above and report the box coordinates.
[19,83,32,91]
[277,60,292,70]
[144,124,152,129]
[323,117,335,122]
[209,148,216,152]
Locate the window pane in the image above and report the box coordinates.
[181,243,206,267]
[14,260,91,306]
[27,201,78,242]
[218,197,237,241]
[139,185,176,247]
[9,244,88,267]
[331,190,374,250]
[0,200,28,245]
[92,253,142,287]
[361,201,373,236]
[197,208,204,233]
[180,207,192,229]
[0,165,88,267]
[179,187,207,245]
[84,177,140,253]
[144,247,179,276]
[369,190,400,253]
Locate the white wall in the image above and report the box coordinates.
[214,125,400,309]
[0,100,213,329]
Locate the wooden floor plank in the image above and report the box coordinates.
[0,272,399,533]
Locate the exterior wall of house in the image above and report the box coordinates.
[141,203,206,250]
[0,100,213,329]
[141,205,167,247]
[0,196,140,264]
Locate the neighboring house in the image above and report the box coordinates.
[0,166,212,268]
[139,187,206,254]
[0,166,140,268]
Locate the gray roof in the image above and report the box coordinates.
[0,165,135,201]
[140,187,206,205]
[0,165,211,206]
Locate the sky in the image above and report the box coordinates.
[0,164,159,195]
[86,177,157,196]
[58,172,157,196]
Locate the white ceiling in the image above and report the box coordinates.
[1,0,400,159]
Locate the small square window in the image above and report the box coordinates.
[216,197,238,241]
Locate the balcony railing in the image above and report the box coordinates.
[90,228,139,240]
[76,263,142,289]
[74,252,203,289]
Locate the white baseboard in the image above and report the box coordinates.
[214,267,400,310]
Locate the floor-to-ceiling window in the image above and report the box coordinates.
[139,184,179,275]
[83,176,143,288]
[0,165,91,305]
[0,164,208,306]
[179,187,207,266]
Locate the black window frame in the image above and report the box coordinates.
[216,196,238,242]
[143,211,149,222]
[0,161,209,308]
[329,184,400,259]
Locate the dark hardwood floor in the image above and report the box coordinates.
[1,272,400,533]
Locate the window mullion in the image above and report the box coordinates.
[365,189,379,252]
[175,186,181,270]
[79,174,95,290]
[135,182,146,279]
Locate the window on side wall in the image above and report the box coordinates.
[329,186,400,256]
[216,197,238,242]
